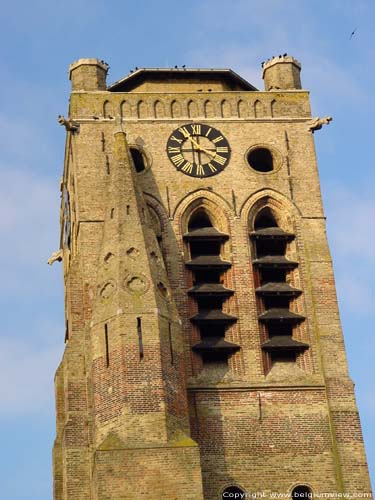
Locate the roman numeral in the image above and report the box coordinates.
[207,162,217,172]
[216,146,229,153]
[178,127,190,138]
[171,154,185,167]
[205,127,212,137]
[181,161,193,173]
[213,154,226,166]
[168,146,180,154]
[212,135,224,144]
[191,124,201,135]
[196,164,205,176]
[170,135,183,144]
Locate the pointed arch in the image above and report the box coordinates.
[154,100,165,118]
[137,100,147,119]
[188,209,213,230]
[241,188,301,232]
[254,207,278,230]
[171,100,182,118]
[144,194,170,273]
[103,100,113,119]
[204,99,215,118]
[254,99,265,118]
[237,99,247,118]
[187,99,198,118]
[270,99,277,118]
[174,190,232,237]
[120,100,132,119]
[220,99,231,118]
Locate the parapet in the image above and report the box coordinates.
[262,55,302,91]
[69,58,109,91]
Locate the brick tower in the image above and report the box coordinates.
[53,56,372,499]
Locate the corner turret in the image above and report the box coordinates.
[262,54,302,90]
[69,58,109,91]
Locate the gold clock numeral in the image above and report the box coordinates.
[207,163,217,173]
[216,146,229,153]
[205,127,212,137]
[168,146,180,154]
[212,135,224,144]
[170,135,183,144]
[191,124,201,135]
[171,154,185,167]
[181,161,193,173]
[214,154,227,166]
[178,127,191,138]
[196,164,205,176]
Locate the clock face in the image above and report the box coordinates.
[166,123,230,178]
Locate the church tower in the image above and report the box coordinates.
[53,56,372,499]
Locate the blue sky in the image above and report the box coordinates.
[1,1,374,498]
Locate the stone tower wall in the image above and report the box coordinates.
[53,59,372,499]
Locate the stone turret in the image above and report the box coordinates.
[262,54,302,90]
[69,58,109,91]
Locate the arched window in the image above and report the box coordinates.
[204,100,215,118]
[130,147,146,173]
[222,485,246,498]
[250,207,308,371]
[188,99,198,118]
[154,100,164,118]
[184,209,239,365]
[292,485,313,499]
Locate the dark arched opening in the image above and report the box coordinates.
[292,485,313,499]
[130,147,146,173]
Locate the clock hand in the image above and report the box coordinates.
[188,136,216,159]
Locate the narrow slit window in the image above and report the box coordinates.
[168,322,174,365]
[137,317,144,359]
[104,323,109,367]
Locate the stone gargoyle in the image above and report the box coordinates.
[308,116,333,133]
[47,249,63,265]
[58,115,80,132]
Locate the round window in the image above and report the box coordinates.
[246,145,282,173]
